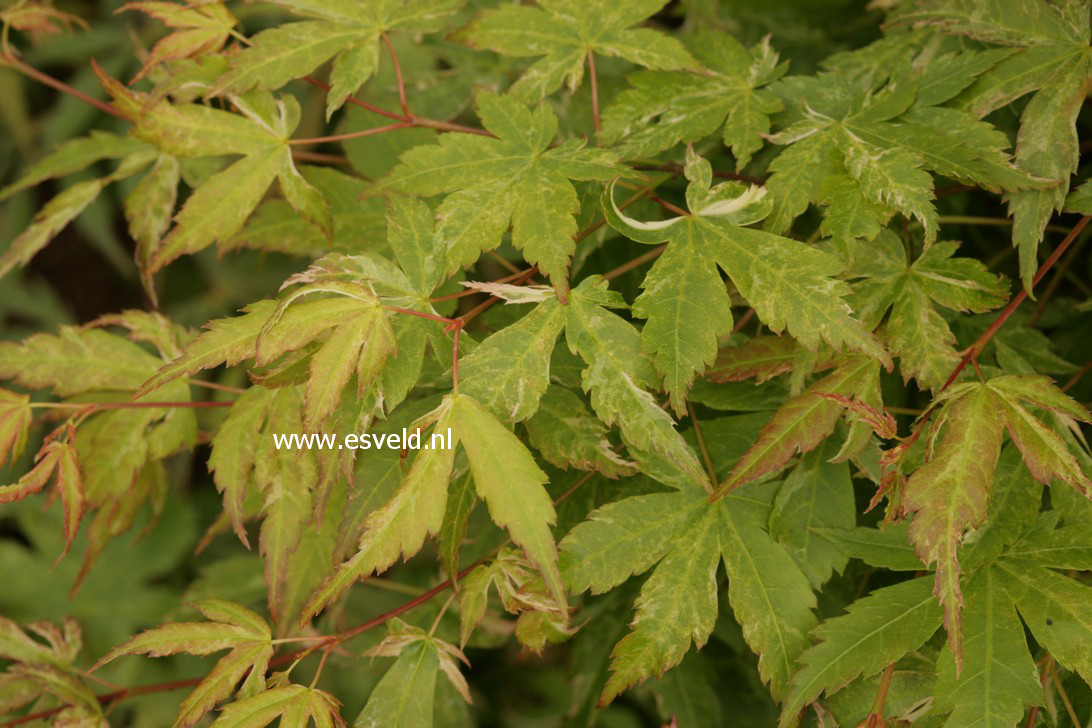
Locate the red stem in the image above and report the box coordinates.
[938,215,1091,393]
[303,76,410,123]
[289,122,412,145]
[3,54,123,120]
[380,32,410,119]
[587,50,600,134]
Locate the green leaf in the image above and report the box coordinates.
[524,386,636,478]
[560,492,704,595]
[353,640,439,728]
[94,600,273,728]
[714,356,879,496]
[0,327,162,397]
[385,91,620,285]
[812,523,922,572]
[212,0,462,116]
[460,298,567,422]
[778,577,943,728]
[150,147,282,273]
[768,439,855,589]
[0,389,31,468]
[0,130,151,201]
[932,566,1041,727]
[997,558,1092,685]
[123,1,236,82]
[211,684,342,728]
[457,0,696,101]
[566,277,708,490]
[605,154,890,394]
[301,400,455,626]
[600,31,784,166]
[718,490,817,700]
[600,500,721,705]
[452,394,565,610]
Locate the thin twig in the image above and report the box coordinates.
[2,54,123,119]
[303,76,409,123]
[687,401,717,493]
[1062,361,1091,393]
[587,50,600,134]
[289,123,412,145]
[380,32,410,119]
[1029,223,1092,326]
[602,245,666,281]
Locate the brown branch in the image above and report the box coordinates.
[1029,222,1092,326]
[290,150,352,166]
[2,54,124,119]
[303,76,409,123]
[1062,361,1092,393]
[602,245,666,281]
[938,215,1091,392]
[897,215,1092,459]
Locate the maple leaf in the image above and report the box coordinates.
[847,230,1008,389]
[94,600,275,728]
[456,0,696,101]
[712,355,882,498]
[524,386,637,478]
[354,619,470,726]
[900,0,1092,292]
[903,375,1091,669]
[122,2,236,83]
[777,577,944,728]
[385,91,621,286]
[601,31,785,167]
[765,68,1050,243]
[0,389,31,468]
[459,547,574,653]
[460,297,568,423]
[0,150,155,281]
[300,393,565,625]
[561,414,817,704]
[210,684,345,728]
[0,616,105,725]
[96,70,332,274]
[705,335,803,384]
[564,276,708,490]
[211,0,462,118]
[606,149,889,414]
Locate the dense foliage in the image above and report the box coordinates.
[1,0,1092,725]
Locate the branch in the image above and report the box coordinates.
[896,215,1092,457]
[1,53,123,120]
